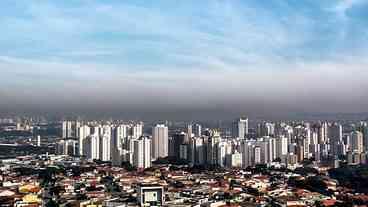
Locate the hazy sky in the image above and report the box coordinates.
[1,0,368,119]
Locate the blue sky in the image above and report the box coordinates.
[1,0,368,116]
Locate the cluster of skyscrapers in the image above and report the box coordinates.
[59,121,174,169]
[57,118,368,169]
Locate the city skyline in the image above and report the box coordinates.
[1,0,368,119]
[2,1,368,206]
[2,115,368,206]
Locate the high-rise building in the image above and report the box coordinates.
[171,132,186,159]
[36,135,41,147]
[232,117,248,139]
[217,142,228,167]
[74,121,81,138]
[152,124,168,160]
[329,123,343,155]
[57,139,78,156]
[351,131,364,153]
[78,125,90,156]
[276,136,288,159]
[207,130,222,165]
[362,123,368,151]
[228,152,242,168]
[296,145,304,162]
[254,146,261,164]
[116,124,128,148]
[99,125,112,161]
[179,144,188,160]
[193,137,205,165]
[131,122,143,139]
[240,140,251,167]
[85,134,100,160]
[267,137,277,162]
[193,124,202,137]
[257,122,275,137]
[318,122,329,144]
[62,121,73,138]
[329,123,342,139]
[62,121,67,138]
[335,141,347,156]
[112,124,129,166]
[101,134,111,161]
[186,124,192,143]
[133,137,151,169]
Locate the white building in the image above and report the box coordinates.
[240,140,251,168]
[329,123,343,155]
[351,131,364,153]
[254,146,261,164]
[37,135,41,147]
[152,124,168,160]
[131,122,143,139]
[62,121,73,138]
[78,125,90,156]
[193,124,202,137]
[133,137,151,169]
[267,137,277,162]
[85,134,100,160]
[57,139,78,156]
[137,184,164,207]
[111,125,128,165]
[217,142,228,167]
[276,136,288,159]
[116,124,128,148]
[228,152,242,168]
[232,117,248,139]
[194,137,205,165]
[101,134,112,161]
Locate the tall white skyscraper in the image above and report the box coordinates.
[232,117,248,139]
[257,122,275,137]
[276,136,288,159]
[131,122,143,138]
[217,142,228,167]
[62,121,67,138]
[318,122,329,144]
[329,123,343,143]
[78,125,91,156]
[329,123,343,155]
[100,125,112,161]
[351,131,364,153]
[152,124,168,160]
[101,134,112,161]
[62,121,73,138]
[186,124,193,143]
[37,135,41,147]
[57,139,78,156]
[240,140,251,168]
[192,137,205,165]
[207,130,222,165]
[361,123,368,151]
[267,137,277,162]
[111,124,129,165]
[133,137,151,169]
[193,124,202,137]
[116,124,128,148]
[74,121,81,138]
[85,134,100,160]
[254,146,261,164]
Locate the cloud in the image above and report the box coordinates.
[1,55,368,116]
[0,1,368,118]
[333,0,362,17]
